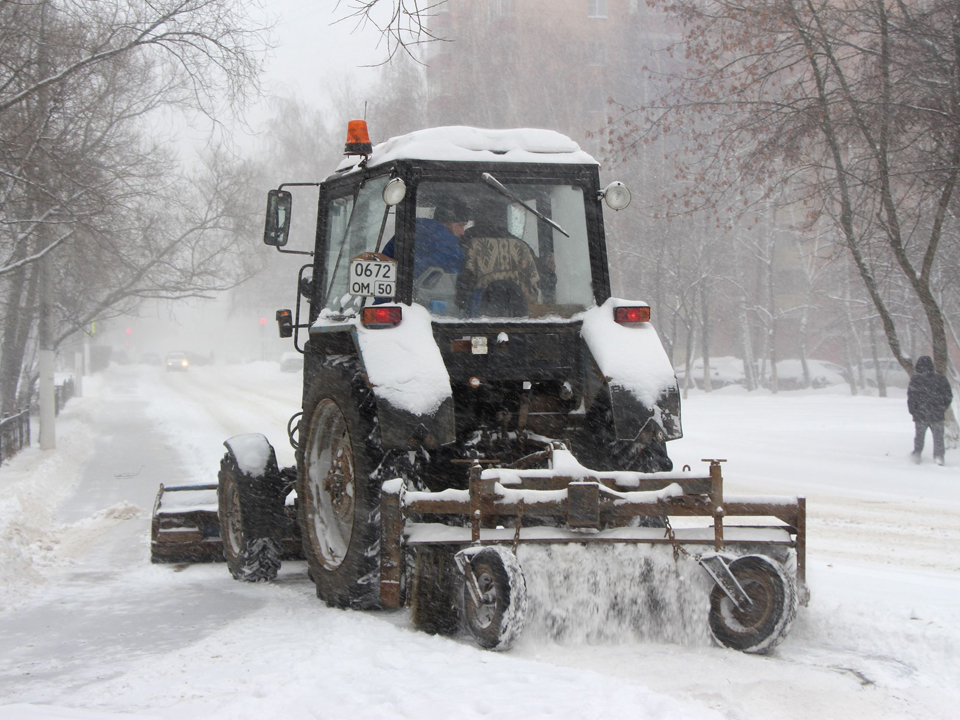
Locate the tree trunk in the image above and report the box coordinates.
[682,321,696,400]
[0,261,40,414]
[738,298,757,391]
[766,241,779,394]
[700,283,713,392]
[869,317,887,398]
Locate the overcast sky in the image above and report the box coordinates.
[164,2,396,155]
[258,1,388,111]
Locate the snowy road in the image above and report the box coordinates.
[1,364,958,719]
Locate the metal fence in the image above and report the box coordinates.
[0,408,30,464]
[0,377,75,464]
[55,377,75,416]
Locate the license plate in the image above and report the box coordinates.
[349,254,396,297]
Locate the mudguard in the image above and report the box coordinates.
[376,397,456,449]
[222,434,288,539]
[580,299,683,442]
[607,384,683,442]
[312,305,456,450]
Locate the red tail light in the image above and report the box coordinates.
[614,306,651,324]
[361,306,402,328]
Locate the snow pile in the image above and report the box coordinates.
[0,381,101,611]
[86,502,145,522]
[339,126,599,172]
[580,298,678,407]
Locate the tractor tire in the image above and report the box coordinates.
[411,545,462,637]
[460,547,527,651]
[218,453,282,582]
[708,554,797,653]
[298,366,385,610]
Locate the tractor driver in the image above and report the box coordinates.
[381,198,470,278]
[455,196,540,317]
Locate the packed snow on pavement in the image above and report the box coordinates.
[0,362,958,719]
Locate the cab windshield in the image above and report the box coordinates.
[412,180,594,319]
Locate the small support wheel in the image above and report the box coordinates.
[459,547,527,651]
[218,453,281,582]
[708,554,797,653]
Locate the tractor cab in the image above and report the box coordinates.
[310,161,612,326]
[264,123,679,479]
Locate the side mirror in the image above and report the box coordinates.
[263,189,293,247]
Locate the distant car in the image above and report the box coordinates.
[675,356,747,389]
[773,359,847,390]
[140,352,162,365]
[862,358,911,389]
[279,351,304,373]
[166,352,189,372]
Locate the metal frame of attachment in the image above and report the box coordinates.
[379,451,807,610]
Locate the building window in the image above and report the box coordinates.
[488,0,515,21]
[587,41,607,66]
[588,0,608,19]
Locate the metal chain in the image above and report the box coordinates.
[661,512,701,563]
[511,498,525,555]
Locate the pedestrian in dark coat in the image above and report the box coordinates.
[907,355,953,465]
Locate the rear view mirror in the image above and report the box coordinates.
[263,189,293,247]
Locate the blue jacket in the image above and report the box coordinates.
[382,219,464,278]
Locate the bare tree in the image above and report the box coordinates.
[615,0,960,382]
[335,0,446,62]
[0,1,269,411]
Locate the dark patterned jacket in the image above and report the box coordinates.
[456,231,539,314]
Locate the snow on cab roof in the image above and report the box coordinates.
[336,126,599,172]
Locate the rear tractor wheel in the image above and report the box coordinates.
[708,554,797,653]
[299,388,383,610]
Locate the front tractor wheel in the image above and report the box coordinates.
[708,555,797,653]
[299,386,383,610]
[459,547,527,651]
[218,454,281,582]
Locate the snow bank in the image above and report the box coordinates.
[0,378,102,611]
[580,298,678,407]
[339,126,599,172]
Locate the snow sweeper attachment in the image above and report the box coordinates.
[383,445,807,653]
[150,433,302,571]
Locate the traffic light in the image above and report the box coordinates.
[276,309,293,338]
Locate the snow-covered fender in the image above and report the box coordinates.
[312,304,456,449]
[222,434,288,539]
[580,299,682,442]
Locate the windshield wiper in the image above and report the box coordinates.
[481,172,570,238]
